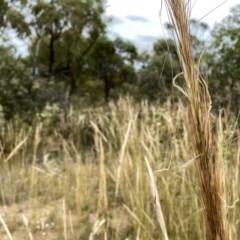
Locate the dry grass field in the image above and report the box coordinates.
[0,97,239,239]
[0,1,239,239]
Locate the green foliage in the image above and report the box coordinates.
[0,46,41,120]
[208,4,240,111]
[86,37,138,101]
[138,39,181,101]
[0,0,30,36]
[0,0,114,121]
[28,0,106,94]
[0,46,68,122]
[6,8,30,36]
[1,0,240,121]
[0,0,8,28]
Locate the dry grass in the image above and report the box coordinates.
[164,1,231,239]
[0,97,239,239]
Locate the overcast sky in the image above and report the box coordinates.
[10,0,239,56]
[106,0,239,50]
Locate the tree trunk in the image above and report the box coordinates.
[48,33,55,80]
[69,75,77,95]
[104,76,110,102]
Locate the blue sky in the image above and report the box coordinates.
[106,0,239,50]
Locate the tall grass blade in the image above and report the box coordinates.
[145,156,169,240]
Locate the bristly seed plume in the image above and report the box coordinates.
[163,0,230,239]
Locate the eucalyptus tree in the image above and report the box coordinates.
[0,0,107,119]
[0,0,107,94]
[0,0,30,36]
[86,37,138,101]
[208,3,240,110]
[138,38,181,101]
[29,0,106,94]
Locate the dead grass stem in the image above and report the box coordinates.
[164,0,230,239]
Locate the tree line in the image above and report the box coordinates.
[0,0,239,121]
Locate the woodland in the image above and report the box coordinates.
[0,1,239,120]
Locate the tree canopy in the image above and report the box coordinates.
[0,1,240,120]
[208,4,240,110]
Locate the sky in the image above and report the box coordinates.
[8,0,240,56]
[106,0,239,50]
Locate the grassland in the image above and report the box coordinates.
[0,97,239,239]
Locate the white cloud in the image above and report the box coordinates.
[106,0,239,49]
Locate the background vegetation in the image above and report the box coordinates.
[0,1,239,118]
